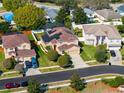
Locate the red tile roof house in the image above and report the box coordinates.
[41,27,80,55]
[2,34,36,62]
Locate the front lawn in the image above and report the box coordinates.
[80,44,97,61]
[0,51,5,62]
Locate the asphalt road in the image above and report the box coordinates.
[1,65,124,90]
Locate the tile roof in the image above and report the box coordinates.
[2,34,30,48]
[82,24,121,39]
[95,9,121,20]
[58,44,79,51]
[17,49,36,57]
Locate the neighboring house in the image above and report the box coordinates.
[94,9,121,23]
[41,27,80,55]
[83,8,94,22]
[117,5,124,16]
[82,24,122,50]
[2,34,36,62]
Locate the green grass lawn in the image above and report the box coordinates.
[0,72,21,79]
[0,51,5,62]
[80,45,97,61]
[27,34,34,41]
[0,51,5,71]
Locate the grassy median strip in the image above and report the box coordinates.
[0,72,21,79]
[39,67,63,73]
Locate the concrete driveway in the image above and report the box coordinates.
[69,54,89,68]
[108,50,122,65]
[26,68,41,76]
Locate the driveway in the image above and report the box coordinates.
[26,68,41,76]
[69,54,89,68]
[108,50,122,65]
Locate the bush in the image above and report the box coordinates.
[117,25,124,33]
[57,54,71,67]
[102,76,124,87]
[95,50,107,62]
[3,58,17,70]
[47,50,59,61]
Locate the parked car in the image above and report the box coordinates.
[5,83,20,89]
[20,81,28,87]
[110,50,116,57]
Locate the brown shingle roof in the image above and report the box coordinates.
[17,49,36,57]
[83,24,121,39]
[2,34,30,48]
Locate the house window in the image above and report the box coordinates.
[9,48,13,50]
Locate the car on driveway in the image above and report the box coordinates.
[110,50,116,57]
[5,83,20,89]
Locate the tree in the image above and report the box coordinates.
[28,78,41,93]
[73,7,88,24]
[0,22,10,33]
[95,50,107,62]
[65,15,71,29]
[57,54,71,67]
[3,58,17,70]
[122,16,124,24]
[70,71,86,91]
[55,8,69,24]
[47,50,59,61]
[14,4,46,30]
[3,0,28,12]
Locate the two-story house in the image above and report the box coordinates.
[2,34,36,62]
[40,27,80,55]
[82,24,122,50]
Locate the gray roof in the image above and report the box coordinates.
[82,24,121,39]
[118,5,124,12]
[95,9,121,20]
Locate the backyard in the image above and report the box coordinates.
[46,81,120,93]
[26,33,57,67]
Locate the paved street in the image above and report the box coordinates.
[70,54,89,68]
[1,65,124,90]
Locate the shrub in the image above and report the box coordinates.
[57,54,71,67]
[3,58,17,70]
[117,25,124,33]
[47,50,59,61]
[102,76,124,87]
